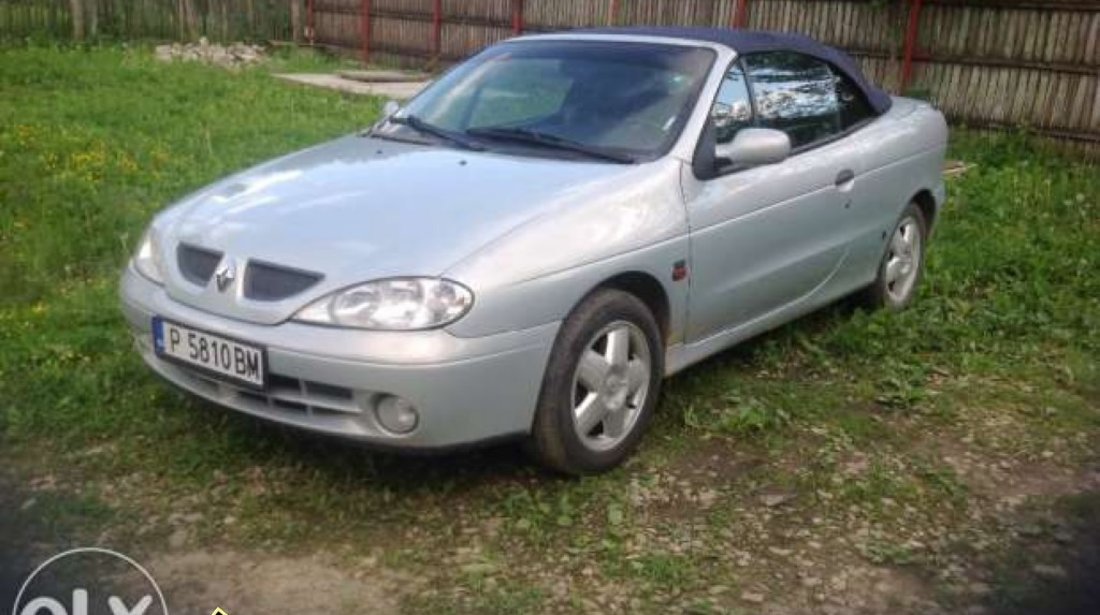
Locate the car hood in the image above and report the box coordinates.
[155,135,641,324]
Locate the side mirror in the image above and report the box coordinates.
[382,99,401,118]
[715,128,791,168]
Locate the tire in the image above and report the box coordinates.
[528,288,664,475]
[862,202,928,311]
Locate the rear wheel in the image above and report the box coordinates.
[862,202,927,311]
[529,289,663,475]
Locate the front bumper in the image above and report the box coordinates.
[120,267,559,449]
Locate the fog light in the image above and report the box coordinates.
[375,395,419,434]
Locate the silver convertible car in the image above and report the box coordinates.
[121,27,947,474]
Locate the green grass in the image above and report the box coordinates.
[1,44,1098,613]
[0,43,377,303]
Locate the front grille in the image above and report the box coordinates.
[244,260,323,301]
[177,244,223,286]
[167,360,359,417]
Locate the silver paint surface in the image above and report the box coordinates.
[121,32,948,448]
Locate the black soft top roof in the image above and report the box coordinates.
[575,26,892,114]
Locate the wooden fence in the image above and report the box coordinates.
[0,0,293,41]
[2,0,1097,149]
[309,0,1100,149]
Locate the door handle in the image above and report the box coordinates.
[835,169,856,186]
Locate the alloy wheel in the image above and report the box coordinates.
[570,321,652,452]
[884,216,922,304]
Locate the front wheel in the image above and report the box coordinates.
[862,202,928,311]
[528,289,663,475]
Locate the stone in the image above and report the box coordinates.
[740,591,765,604]
[760,491,796,507]
[152,41,266,68]
[168,528,189,549]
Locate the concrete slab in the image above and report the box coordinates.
[273,73,427,100]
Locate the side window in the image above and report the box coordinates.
[710,63,753,144]
[834,70,875,130]
[743,52,839,149]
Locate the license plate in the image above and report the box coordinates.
[152,317,267,389]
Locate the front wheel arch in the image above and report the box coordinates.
[587,271,671,344]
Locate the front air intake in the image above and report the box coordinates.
[243,260,323,301]
[177,243,223,286]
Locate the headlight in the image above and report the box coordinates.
[133,227,165,285]
[294,278,473,330]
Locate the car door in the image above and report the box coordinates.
[685,52,863,343]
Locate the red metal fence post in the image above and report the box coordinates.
[734,0,751,28]
[306,0,315,44]
[432,0,442,58]
[361,0,371,65]
[900,0,923,92]
[512,0,524,35]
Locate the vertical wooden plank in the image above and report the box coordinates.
[1089,76,1100,132]
[1040,10,1054,64]
[960,65,977,124]
[1047,73,1063,130]
[1039,9,1054,64]
[993,66,1009,123]
[1086,13,1100,66]
[1006,66,1024,129]
[955,6,969,59]
[1032,69,1050,130]
[1022,7,1036,61]
[846,0,857,49]
[842,0,852,45]
[1067,73,1085,130]
[1006,7,1020,61]
[982,6,996,59]
[70,0,84,39]
[1064,10,1082,65]
[361,0,371,64]
[947,63,962,118]
[290,0,301,41]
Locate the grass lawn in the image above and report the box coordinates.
[1,44,1098,614]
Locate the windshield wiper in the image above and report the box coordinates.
[465,126,636,164]
[386,114,485,151]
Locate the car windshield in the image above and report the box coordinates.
[377,40,716,162]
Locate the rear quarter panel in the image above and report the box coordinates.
[843,97,948,288]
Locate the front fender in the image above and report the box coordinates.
[444,159,690,340]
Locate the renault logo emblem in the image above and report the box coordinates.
[214,258,236,292]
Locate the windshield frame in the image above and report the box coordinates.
[384,38,720,163]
